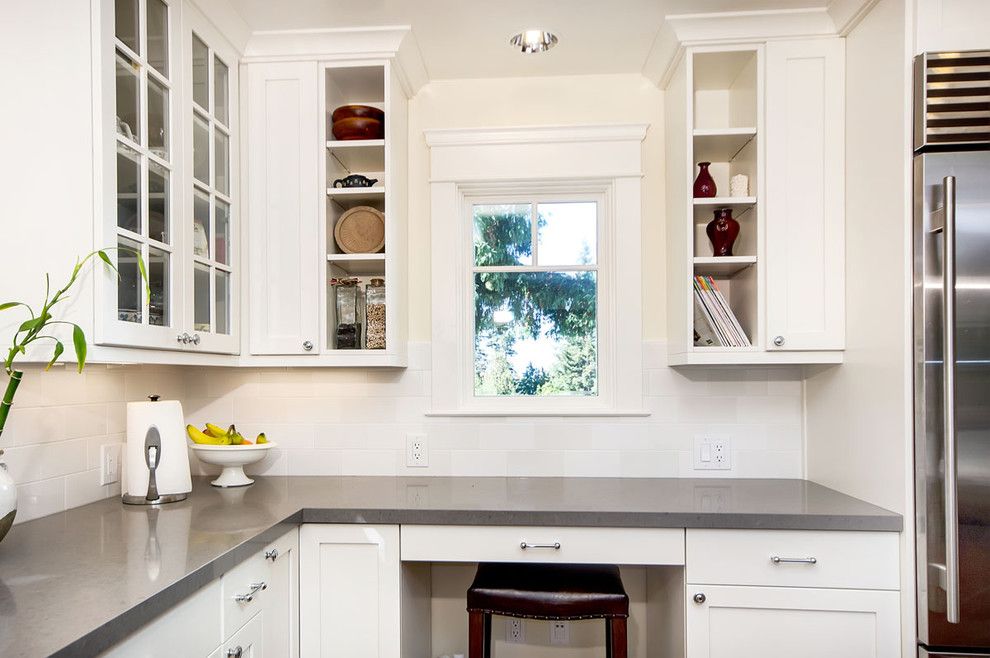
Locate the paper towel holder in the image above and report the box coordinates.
[122,395,190,506]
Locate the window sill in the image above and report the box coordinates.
[425,409,652,418]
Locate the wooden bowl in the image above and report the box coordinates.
[331,117,384,141]
[332,104,384,124]
[334,206,385,254]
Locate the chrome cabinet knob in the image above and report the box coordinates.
[772,335,785,347]
[265,549,279,561]
[693,592,706,605]
[226,647,243,658]
[177,333,189,344]
[191,334,201,345]
[303,340,314,351]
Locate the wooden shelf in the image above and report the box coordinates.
[327,253,386,276]
[693,197,756,222]
[693,128,756,163]
[693,256,757,276]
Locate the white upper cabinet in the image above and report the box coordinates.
[95,0,241,355]
[245,61,321,355]
[764,38,845,352]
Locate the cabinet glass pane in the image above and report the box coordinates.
[114,0,139,54]
[215,198,230,265]
[116,145,141,233]
[146,0,168,77]
[115,53,140,143]
[147,77,169,159]
[117,237,142,324]
[148,246,169,327]
[194,262,211,332]
[193,189,210,258]
[216,270,230,335]
[193,112,210,184]
[214,129,229,195]
[192,34,209,110]
[214,56,229,125]
[148,161,169,244]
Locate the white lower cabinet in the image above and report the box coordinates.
[299,524,402,657]
[210,611,265,658]
[685,584,900,658]
[684,529,900,658]
[100,528,298,658]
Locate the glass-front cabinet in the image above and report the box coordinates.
[97,0,238,354]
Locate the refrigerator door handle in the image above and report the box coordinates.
[936,174,961,624]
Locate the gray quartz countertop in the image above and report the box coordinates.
[0,476,901,657]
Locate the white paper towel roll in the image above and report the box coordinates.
[124,399,192,499]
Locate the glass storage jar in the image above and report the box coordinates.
[365,278,385,349]
[333,278,363,349]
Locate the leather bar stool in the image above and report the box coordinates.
[466,562,629,658]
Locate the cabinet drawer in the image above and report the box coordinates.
[221,530,296,639]
[686,529,898,590]
[401,525,684,565]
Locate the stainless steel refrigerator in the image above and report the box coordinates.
[914,50,990,658]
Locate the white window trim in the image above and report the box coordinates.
[426,124,649,417]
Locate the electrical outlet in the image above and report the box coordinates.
[550,620,570,645]
[694,435,731,471]
[100,444,121,485]
[506,618,525,643]
[406,433,428,467]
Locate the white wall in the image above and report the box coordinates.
[803,0,914,653]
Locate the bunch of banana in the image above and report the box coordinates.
[186,423,269,446]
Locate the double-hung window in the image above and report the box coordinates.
[472,199,600,397]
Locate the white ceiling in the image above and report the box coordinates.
[227,0,828,80]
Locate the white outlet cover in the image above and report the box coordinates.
[506,618,525,643]
[100,444,122,485]
[693,435,731,471]
[550,620,569,645]
[406,433,428,467]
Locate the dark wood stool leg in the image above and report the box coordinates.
[483,614,492,658]
[469,611,486,658]
[607,617,627,658]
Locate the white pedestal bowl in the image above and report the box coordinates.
[190,443,276,487]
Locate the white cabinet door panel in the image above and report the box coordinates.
[765,38,845,351]
[686,584,900,658]
[246,61,320,355]
[299,524,400,658]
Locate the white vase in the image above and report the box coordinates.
[0,454,16,543]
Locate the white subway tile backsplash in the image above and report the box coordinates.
[2,340,807,524]
[14,478,65,523]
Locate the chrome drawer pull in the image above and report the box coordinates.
[770,555,817,565]
[233,581,268,603]
[520,542,561,550]
[226,647,243,658]
[264,549,279,561]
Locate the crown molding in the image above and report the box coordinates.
[241,26,428,96]
[424,124,649,148]
[827,0,881,35]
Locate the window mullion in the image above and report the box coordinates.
[530,201,539,266]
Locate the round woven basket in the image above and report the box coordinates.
[334,206,385,253]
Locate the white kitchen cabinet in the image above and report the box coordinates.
[209,611,264,658]
[299,524,402,657]
[100,528,297,658]
[100,579,222,657]
[764,38,845,352]
[244,61,321,355]
[685,584,900,658]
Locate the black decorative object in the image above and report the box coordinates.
[333,174,379,188]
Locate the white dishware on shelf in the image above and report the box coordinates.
[190,443,277,488]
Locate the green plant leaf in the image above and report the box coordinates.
[71,324,87,373]
[135,253,151,297]
[18,317,43,333]
[97,250,119,277]
[44,340,64,371]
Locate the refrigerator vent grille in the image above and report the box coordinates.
[916,50,990,150]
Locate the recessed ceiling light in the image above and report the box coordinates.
[510,30,558,54]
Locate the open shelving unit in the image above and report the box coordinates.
[666,45,765,365]
[319,60,407,365]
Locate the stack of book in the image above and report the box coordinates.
[693,275,751,347]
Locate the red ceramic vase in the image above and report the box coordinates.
[706,208,740,257]
[693,162,717,198]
